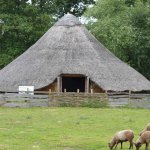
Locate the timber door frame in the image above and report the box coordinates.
[57,74,90,93]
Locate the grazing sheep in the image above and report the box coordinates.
[108,129,134,150]
[140,123,150,136]
[134,131,150,150]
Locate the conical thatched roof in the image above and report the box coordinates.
[0,14,150,92]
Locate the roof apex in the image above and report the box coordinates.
[54,13,82,26]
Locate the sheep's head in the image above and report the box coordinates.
[134,142,141,150]
[108,142,113,150]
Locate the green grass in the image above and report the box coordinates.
[0,107,150,150]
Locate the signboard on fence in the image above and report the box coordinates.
[19,86,34,95]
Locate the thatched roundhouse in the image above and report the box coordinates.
[0,14,150,93]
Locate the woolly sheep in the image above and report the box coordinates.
[139,123,150,136]
[108,129,134,150]
[134,131,150,150]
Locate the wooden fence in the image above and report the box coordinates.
[0,92,49,107]
[108,92,150,108]
[0,91,150,108]
[0,91,108,108]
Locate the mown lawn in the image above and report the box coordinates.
[0,107,150,150]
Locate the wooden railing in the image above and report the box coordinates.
[0,91,150,108]
[107,92,150,108]
[0,91,108,108]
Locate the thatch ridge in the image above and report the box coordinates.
[54,14,82,26]
[0,14,150,92]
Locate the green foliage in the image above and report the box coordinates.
[0,0,54,69]
[57,98,108,108]
[129,3,150,77]
[80,98,108,108]
[85,0,150,79]
[31,0,95,17]
[125,0,136,6]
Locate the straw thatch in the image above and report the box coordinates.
[0,14,150,92]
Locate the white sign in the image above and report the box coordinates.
[19,86,34,95]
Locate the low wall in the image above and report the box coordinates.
[48,93,108,107]
[0,92,150,108]
[0,92,108,108]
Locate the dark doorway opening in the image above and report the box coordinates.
[62,77,85,92]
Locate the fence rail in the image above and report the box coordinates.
[108,92,150,108]
[0,91,150,108]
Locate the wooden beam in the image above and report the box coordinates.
[86,77,89,93]
[60,76,62,92]
[57,77,61,93]
[61,74,85,77]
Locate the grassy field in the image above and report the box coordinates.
[0,107,150,150]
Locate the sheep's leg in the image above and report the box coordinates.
[145,143,149,150]
[114,142,119,150]
[131,142,133,149]
[129,141,133,149]
[120,141,123,149]
[114,144,117,150]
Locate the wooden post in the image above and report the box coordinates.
[49,89,51,97]
[57,77,60,93]
[27,88,29,94]
[60,76,62,92]
[48,89,52,106]
[128,90,131,106]
[86,77,89,93]
[64,89,67,93]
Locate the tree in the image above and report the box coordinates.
[129,2,150,78]
[85,0,150,79]
[0,0,54,68]
[31,0,95,18]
